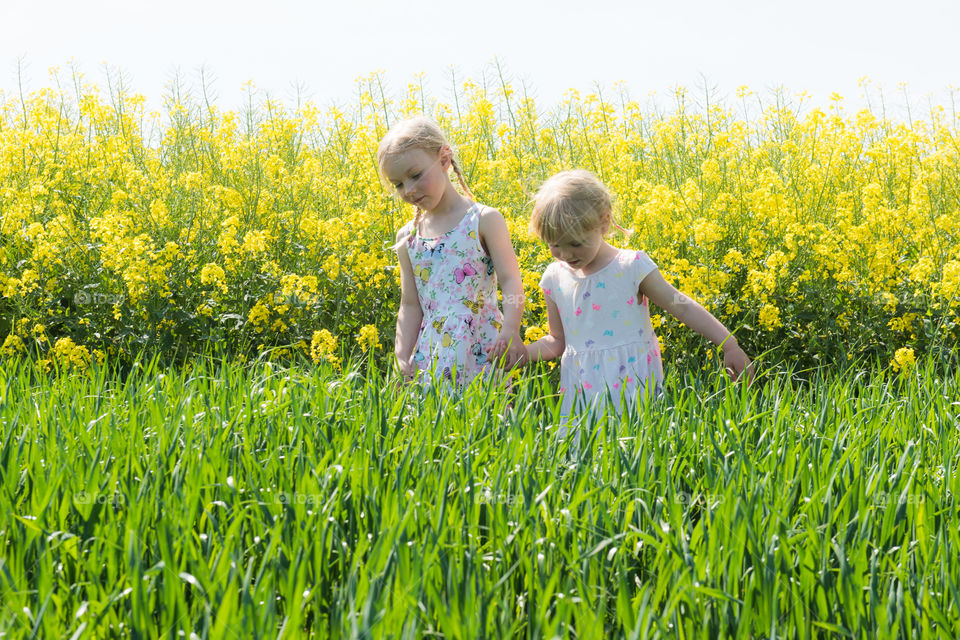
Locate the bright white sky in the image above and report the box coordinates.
[2,0,958,118]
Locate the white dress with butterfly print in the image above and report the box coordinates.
[539,248,665,419]
[403,202,503,388]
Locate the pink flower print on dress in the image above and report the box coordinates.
[575,307,582,316]
[583,382,593,390]
[591,303,601,311]
[454,262,477,284]
[627,296,634,305]
[543,288,552,296]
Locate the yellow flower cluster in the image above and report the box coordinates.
[524,325,548,342]
[891,347,916,374]
[758,304,783,331]
[311,329,340,369]
[51,337,92,370]
[1,334,25,356]
[357,324,381,353]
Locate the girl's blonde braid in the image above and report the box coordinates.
[450,158,475,200]
[411,206,423,236]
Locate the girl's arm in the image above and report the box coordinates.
[395,231,424,380]
[639,269,754,382]
[478,207,526,367]
[523,294,565,365]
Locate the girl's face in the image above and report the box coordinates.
[548,226,607,272]
[381,148,450,211]
[547,215,611,273]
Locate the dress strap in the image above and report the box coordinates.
[466,202,485,253]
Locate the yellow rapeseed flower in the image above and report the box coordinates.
[311,329,340,368]
[248,301,271,329]
[1,334,25,356]
[891,347,916,373]
[357,324,380,353]
[200,263,228,294]
[723,249,746,271]
[759,304,782,330]
[52,337,91,370]
[524,325,547,342]
[241,230,270,255]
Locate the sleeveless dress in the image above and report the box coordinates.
[403,202,504,388]
[539,248,665,420]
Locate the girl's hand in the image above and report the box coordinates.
[486,331,525,369]
[723,343,754,384]
[503,336,528,369]
[396,354,416,383]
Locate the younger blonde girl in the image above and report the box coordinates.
[524,169,753,425]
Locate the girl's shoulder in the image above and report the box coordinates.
[474,201,504,225]
[538,259,563,286]
[616,247,657,268]
[542,258,567,276]
[590,247,658,284]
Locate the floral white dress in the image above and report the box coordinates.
[401,202,503,389]
[540,248,664,420]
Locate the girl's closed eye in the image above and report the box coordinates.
[392,172,422,190]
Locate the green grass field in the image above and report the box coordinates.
[1,352,958,638]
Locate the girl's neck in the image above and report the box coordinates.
[578,242,619,276]
[424,186,471,219]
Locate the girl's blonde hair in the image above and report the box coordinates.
[378,116,473,241]
[529,169,632,244]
